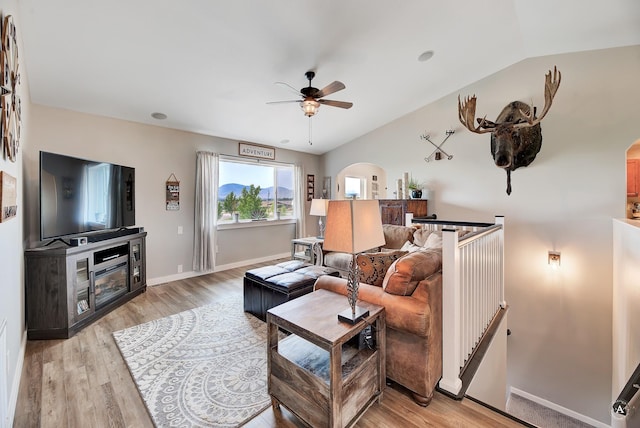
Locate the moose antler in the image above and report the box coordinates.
[515,66,561,128]
[458,95,494,134]
[458,66,562,132]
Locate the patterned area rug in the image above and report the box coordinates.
[113,298,271,427]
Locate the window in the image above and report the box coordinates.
[345,176,364,199]
[218,157,295,222]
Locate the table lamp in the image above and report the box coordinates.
[309,198,329,239]
[323,199,385,324]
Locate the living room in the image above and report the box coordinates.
[1,1,640,427]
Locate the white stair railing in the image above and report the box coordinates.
[439,216,505,396]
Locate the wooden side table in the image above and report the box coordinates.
[267,289,386,428]
[291,237,324,266]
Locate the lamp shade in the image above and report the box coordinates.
[301,99,320,117]
[309,198,328,216]
[323,200,385,254]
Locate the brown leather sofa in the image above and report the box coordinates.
[314,225,444,406]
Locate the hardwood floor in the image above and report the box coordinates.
[13,260,525,427]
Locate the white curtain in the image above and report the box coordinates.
[294,165,306,238]
[193,151,218,272]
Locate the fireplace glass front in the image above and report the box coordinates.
[94,261,128,309]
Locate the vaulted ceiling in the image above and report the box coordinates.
[17,0,640,154]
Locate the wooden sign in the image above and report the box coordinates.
[0,171,17,222]
[238,142,275,160]
[166,173,180,211]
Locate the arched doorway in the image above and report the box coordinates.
[335,163,386,200]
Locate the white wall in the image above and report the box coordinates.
[24,105,322,282]
[612,220,640,401]
[0,0,29,423]
[322,45,640,424]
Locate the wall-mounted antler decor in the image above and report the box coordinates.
[422,130,455,162]
[458,66,561,195]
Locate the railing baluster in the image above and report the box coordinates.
[439,217,505,395]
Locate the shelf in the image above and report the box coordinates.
[277,334,372,384]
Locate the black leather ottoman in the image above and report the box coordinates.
[243,260,339,321]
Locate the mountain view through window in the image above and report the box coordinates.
[218,159,295,222]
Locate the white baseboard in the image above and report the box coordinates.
[509,387,610,428]
[147,252,290,286]
[7,330,26,427]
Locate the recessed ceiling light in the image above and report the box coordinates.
[418,50,435,62]
[151,112,167,120]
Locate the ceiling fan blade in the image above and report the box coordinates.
[266,100,302,105]
[316,81,345,98]
[275,81,303,97]
[318,99,353,109]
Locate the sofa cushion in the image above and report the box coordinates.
[383,250,442,296]
[356,250,407,287]
[382,224,415,249]
[323,251,353,272]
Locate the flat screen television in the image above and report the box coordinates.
[39,151,135,240]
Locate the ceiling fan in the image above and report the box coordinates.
[268,71,353,117]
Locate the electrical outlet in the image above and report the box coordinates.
[177,264,183,273]
[177,226,183,235]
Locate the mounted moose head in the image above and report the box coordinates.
[458,67,561,194]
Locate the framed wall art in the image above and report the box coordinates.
[165,173,180,211]
[307,174,314,201]
[0,170,17,222]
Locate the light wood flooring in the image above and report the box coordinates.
[13,260,525,427]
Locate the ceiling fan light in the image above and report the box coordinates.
[301,99,320,117]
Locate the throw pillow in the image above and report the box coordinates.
[357,250,407,287]
[400,240,423,253]
[382,250,442,296]
[423,232,442,249]
[412,228,433,246]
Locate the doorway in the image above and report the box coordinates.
[335,163,386,200]
[625,140,640,218]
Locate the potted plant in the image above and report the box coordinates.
[407,177,423,199]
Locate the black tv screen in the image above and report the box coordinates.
[39,151,135,240]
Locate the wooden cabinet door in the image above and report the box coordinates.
[628,159,638,196]
[129,237,146,291]
[69,254,94,324]
[379,201,404,225]
[406,200,428,218]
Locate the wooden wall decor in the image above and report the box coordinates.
[238,142,275,160]
[0,170,17,222]
[1,15,20,162]
[306,174,314,201]
[165,173,180,211]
